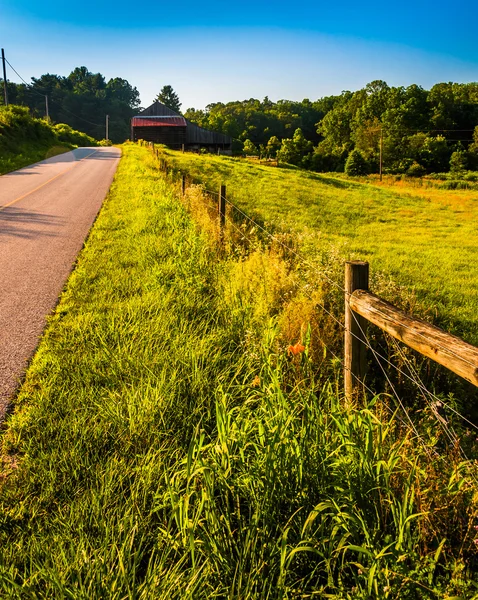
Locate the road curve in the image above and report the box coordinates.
[0,147,121,420]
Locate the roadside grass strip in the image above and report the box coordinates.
[1,145,477,598]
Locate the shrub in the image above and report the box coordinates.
[345,149,368,175]
[449,150,468,174]
[406,161,426,177]
[54,123,96,147]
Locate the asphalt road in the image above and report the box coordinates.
[0,147,121,421]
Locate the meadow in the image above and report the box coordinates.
[162,150,478,347]
[1,144,478,598]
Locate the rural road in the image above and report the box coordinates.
[0,147,121,421]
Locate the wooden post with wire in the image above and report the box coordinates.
[218,184,226,232]
[2,48,8,106]
[344,261,369,401]
[182,174,186,196]
[350,290,478,387]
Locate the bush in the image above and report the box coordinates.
[54,123,96,147]
[406,161,426,177]
[345,149,368,175]
[449,150,468,174]
[0,104,98,174]
[438,180,477,190]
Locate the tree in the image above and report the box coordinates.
[277,138,299,165]
[266,135,281,157]
[106,78,140,108]
[155,85,181,113]
[243,139,258,155]
[292,128,313,156]
[345,149,368,175]
[449,150,468,174]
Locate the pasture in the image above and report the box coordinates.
[164,150,478,345]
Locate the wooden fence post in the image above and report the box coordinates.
[344,261,369,402]
[218,184,226,231]
[182,174,186,196]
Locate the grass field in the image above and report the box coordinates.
[162,150,478,346]
[1,144,478,598]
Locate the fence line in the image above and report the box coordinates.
[143,142,478,431]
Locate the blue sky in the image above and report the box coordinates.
[1,0,477,109]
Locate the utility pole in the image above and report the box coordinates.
[379,128,383,182]
[45,95,49,121]
[106,114,109,141]
[1,48,8,106]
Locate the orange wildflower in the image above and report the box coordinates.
[251,375,261,387]
[287,342,305,356]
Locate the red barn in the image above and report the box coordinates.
[131,101,232,153]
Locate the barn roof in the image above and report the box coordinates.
[131,116,187,127]
[138,101,180,118]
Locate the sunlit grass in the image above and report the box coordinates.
[1,144,477,598]
[163,150,478,344]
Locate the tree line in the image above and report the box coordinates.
[2,70,477,174]
[184,81,478,175]
[1,66,141,143]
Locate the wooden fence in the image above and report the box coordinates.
[344,261,478,400]
[144,141,478,402]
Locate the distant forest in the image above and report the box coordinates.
[185,81,478,175]
[2,69,478,174]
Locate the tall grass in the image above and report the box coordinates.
[1,144,477,598]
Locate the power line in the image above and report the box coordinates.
[4,58,105,128]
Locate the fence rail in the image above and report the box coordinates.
[344,260,478,400]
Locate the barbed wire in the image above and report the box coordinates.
[151,148,478,417]
[213,200,439,441]
[197,181,478,373]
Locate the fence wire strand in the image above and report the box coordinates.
[200,176,478,372]
[152,148,478,449]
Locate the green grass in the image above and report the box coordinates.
[1,144,478,598]
[162,150,478,346]
[0,105,97,175]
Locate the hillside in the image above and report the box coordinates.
[161,149,478,347]
[0,105,98,175]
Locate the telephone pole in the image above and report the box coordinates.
[379,128,383,182]
[45,95,49,121]
[1,48,8,106]
[106,114,109,141]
